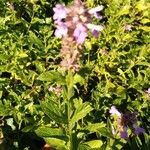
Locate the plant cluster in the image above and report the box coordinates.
[0,0,150,150]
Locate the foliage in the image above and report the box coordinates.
[0,0,150,149]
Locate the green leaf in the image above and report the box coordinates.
[78,143,91,150]
[34,61,46,73]
[139,26,150,32]
[6,118,16,130]
[140,18,150,24]
[136,0,147,11]
[70,102,93,129]
[84,140,103,149]
[97,127,113,138]
[29,31,44,49]
[38,71,65,84]
[35,126,67,140]
[22,125,36,132]
[0,101,11,116]
[44,137,67,150]
[73,73,85,85]
[118,5,130,16]
[84,123,106,132]
[41,100,67,124]
[0,54,10,61]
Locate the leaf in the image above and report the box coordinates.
[139,26,150,32]
[84,123,106,132]
[41,100,67,124]
[22,125,36,132]
[136,61,150,67]
[0,54,10,61]
[35,126,67,140]
[73,73,85,85]
[6,118,16,130]
[0,91,2,99]
[0,101,11,116]
[44,137,67,150]
[84,140,103,149]
[136,0,147,11]
[70,102,93,129]
[78,143,91,150]
[29,31,44,49]
[38,71,65,84]
[118,5,130,16]
[97,127,113,138]
[34,61,46,73]
[16,51,28,58]
[140,18,150,24]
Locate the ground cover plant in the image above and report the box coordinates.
[0,0,150,149]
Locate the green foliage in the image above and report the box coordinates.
[0,0,150,149]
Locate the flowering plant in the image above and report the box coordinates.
[110,106,145,139]
[0,0,149,149]
[53,0,104,71]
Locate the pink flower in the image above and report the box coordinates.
[53,4,68,21]
[54,22,68,38]
[146,88,150,94]
[125,25,132,31]
[73,24,87,44]
[109,106,121,117]
[48,86,62,95]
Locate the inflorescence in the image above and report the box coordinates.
[53,0,104,71]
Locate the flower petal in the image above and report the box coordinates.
[87,24,104,31]
[109,106,121,117]
[133,125,145,135]
[120,130,128,139]
[88,5,104,14]
[73,24,87,44]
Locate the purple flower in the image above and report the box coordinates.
[55,22,68,38]
[53,4,67,21]
[92,30,99,37]
[133,125,145,135]
[73,24,87,44]
[120,127,128,139]
[88,5,104,19]
[109,106,121,117]
[87,24,104,37]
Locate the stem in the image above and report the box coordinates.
[66,71,74,150]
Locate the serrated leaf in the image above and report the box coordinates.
[29,31,44,49]
[84,140,103,149]
[119,5,130,16]
[71,102,93,128]
[41,100,67,124]
[97,127,113,138]
[0,101,11,116]
[44,137,67,150]
[78,143,91,150]
[140,18,150,24]
[38,71,65,84]
[17,52,28,58]
[139,26,150,32]
[35,126,67,140]
[0,54,10,61]
[84,123,106,132]
[73,73,85,85]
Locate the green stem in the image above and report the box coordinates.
[66,71,74,150]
